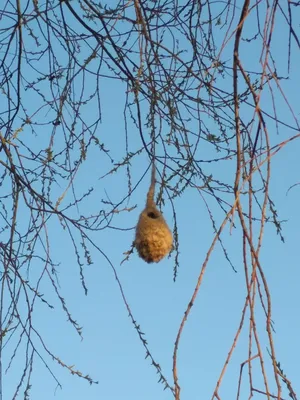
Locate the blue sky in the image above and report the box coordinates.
[1,1,300,400]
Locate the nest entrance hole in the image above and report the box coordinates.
[147,211,159,219]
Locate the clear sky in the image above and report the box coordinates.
[1,2,300,400]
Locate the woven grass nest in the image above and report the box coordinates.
[134,202,173,263]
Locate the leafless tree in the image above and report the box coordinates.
[0,1,299,399]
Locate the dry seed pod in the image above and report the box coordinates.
[134,163,173,263]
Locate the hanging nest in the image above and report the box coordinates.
[134,203,173,263]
